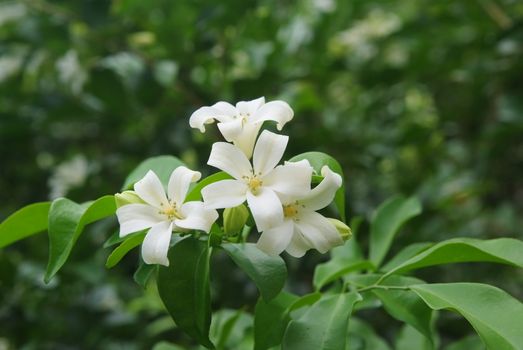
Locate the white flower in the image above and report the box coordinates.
[116,167,218,266]
[256,166,344,257]
[201,130,312,231]
[189,97,294,158]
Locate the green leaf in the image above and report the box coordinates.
[369,195,422,268]
[381,242,432,272]
[383,238,523,277]
[395,324,433,350]
[314,260,374,291]
[444,335,485,350]
[282,292,362,350]
[348,318,391,350]
[45,195,116,283]
[411,283,523,350]
[221,243,287,301]
[105,232,146,268]
[185,171,233,202]
[289,152,346,221]
[254,292,299,350]
[0,202,51,248]
[122,155,185,190]
[157,237,213,348]
[133,261,157,288]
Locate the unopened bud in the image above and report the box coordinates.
[115,191,144,208]
[328,218,352,241]
[223,204,249,235]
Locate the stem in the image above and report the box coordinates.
[356,284,410,293]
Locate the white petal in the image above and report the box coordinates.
[250,100,294,130]
[252,130,288,176]
[231,122,262,159]
[295,211,343,253]
[285,228,311,258]
[263,160,312,197]
[134,170,168,208]
[256,219,294,256]
[116,203,164,237]
[201,180,248,209]
[141,221,173,266]
[207,142,252,180]
[176,201,218,232]
[167,166,201,206]
[236,97,265,116]
[246,187,284,231]
[189,103,236,132]
[299,166,342,211]
[217,119,243,142]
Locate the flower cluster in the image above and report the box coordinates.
[116,97,347,265]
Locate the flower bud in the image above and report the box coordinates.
[223,204,249,235]
[115,191,144,208]
[328,218,352,241]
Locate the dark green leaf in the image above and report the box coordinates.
[185,171,233,202]
[221,243,287,301]
[45,195,116,282]
[105,231,146,268]
[369,195,422,268]
[314,260,374,291]
[282,292,362,350]
[133,261,157,288]
[395,324,433,350]
[444,335,485,350]
[381,242,433,272]
[157,237,213,348]
[289,152,346,221]
[0,202,51,248]
[348,318,391,350]
[122,155,185,190]
[411,283,523,350]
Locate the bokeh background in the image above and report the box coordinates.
[1,0,522,349]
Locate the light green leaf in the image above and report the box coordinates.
[369,195,422,268]
[185,171,233,202]
[395,324,433,350]
[0,202,51,248]
[221,243,287,301]
[381,242,433,272]
[282,292,362,350]
[254,292,299,350]
[348,318,391,350]
[411,283,523,350]
[45,195,116,282]
[383,238,523,277]
[157,237,213,348]
[289,152,346,221]
[444,334,485,350]
[122,155,185,190]
[133,260,157,288]
[105,231,146,268]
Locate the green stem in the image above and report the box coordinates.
[356,284,410,293]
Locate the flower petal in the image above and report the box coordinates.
[232,122,261,159]
[252,130,288,176]
[167,166,201,206]
[116,203,164,237]
[176,201,218,232]
[134,170,168,208]
[201,180,248,209]
[189,102,236,132]
[250,100,294,130]
[208,142,252,180]
[256,219,294,256]
[236,97,265,116]
[295,211,343,253]
[217,118,244,142]
[299,166,342,211]
[246,187,284,231]
[285,228,311,258]
[141,221,173,266]
[263,160,312,198]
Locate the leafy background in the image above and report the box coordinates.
[1,0,522,348]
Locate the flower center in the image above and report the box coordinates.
[283,204,299,218]
[248,176,263,195]
[160,202,181,220]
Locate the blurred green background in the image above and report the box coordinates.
[1,0,522,349]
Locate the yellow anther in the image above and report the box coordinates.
[248,177,263,194]
[283,204,299,218]
[161,204,181,220]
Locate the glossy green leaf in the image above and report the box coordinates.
[381,242,432,272]
[369,195,422,268]
[383,238,523,277]
[411,283,523,350]
[395,324,433,350]
[121,155,185,190]
[0,202,51,248]
[105,231,146,268]
[157,237,213,348]
[185,171,233,202]
[211,309,254,350]
[289,152,346,221]
[133,261,157,288]
[444,335,485,350]
[282,292,362,350]
[45,195,116,283]
[221,243,286,301]
[254,292,299,350]
[348,318,391,350]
